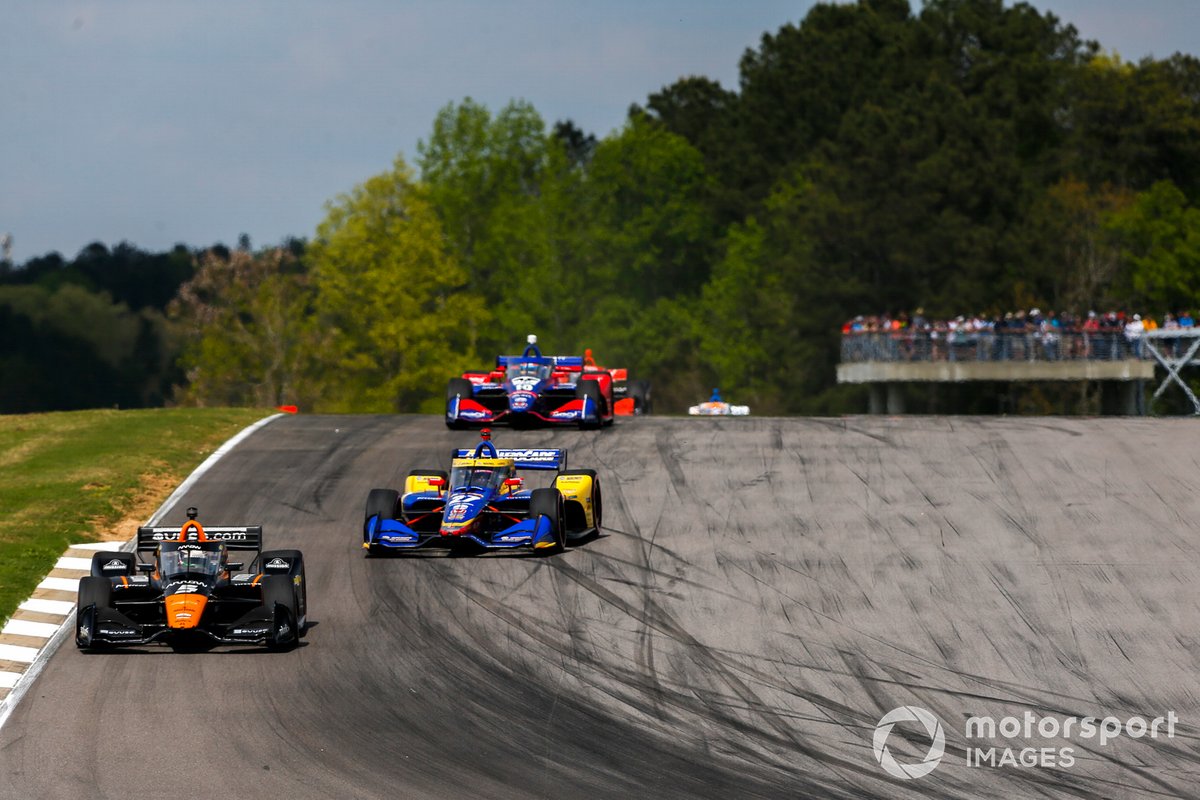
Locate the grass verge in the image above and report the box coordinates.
[0,407,271,625]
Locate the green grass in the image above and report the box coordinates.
[0,407,270,625]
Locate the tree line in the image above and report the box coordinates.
[3,0,1199,415]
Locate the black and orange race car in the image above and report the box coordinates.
[74,508,307,650]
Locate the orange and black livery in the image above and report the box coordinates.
[75,507,308,650]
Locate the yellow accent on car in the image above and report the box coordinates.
[554,473,595,528]
[404,474,444,494]
[534,540,557,549]
[451,458,514,469]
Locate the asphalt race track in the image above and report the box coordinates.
[2,414,1199,799]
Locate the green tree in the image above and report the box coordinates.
[1109,180,1200,313]
[170,246,315,408]
[308,157,487,413]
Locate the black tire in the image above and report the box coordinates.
[559,469,602,532]
[529,487,565,554]
[76,576,112,649]
[365,488,399,521]
[575,380,606,429]
[628,380,651,415]
[446,378,475,429]
[258,549,306,636]
[90,551,135,577]
[262,574,299,649]
[78,575,112,610]
[364,489,399,557]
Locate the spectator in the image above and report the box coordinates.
[1125,313,1145,357]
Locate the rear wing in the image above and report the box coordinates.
[136,525,263,553]
[452,447,567,471]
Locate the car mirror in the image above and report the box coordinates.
[226,561,243,571]
[504,478,522,488]
[429,478,446,489]
[137,562,154,573]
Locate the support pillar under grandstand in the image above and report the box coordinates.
[868,385,884,415]
[887,384,905,414]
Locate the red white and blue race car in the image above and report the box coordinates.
[446,335,615,429]
[362,430,602,556]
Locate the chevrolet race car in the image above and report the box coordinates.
[582,348,651,416]
[75,508,307,650]
[362,430,602,556]
[446,335,614,429]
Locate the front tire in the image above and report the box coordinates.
[529,488,565,554]
[76,576,112,649]
[262,574,299,649]
[576,380,605,430]
[446,378,475,429]
[364,489,400,556]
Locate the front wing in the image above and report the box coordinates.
[364,513,557,552]
[76,597,291,647]
[447,394,603,427]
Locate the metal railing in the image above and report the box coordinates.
[840,331,1162,363]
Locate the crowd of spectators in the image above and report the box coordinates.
[841,308,1199,362]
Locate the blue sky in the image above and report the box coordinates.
[2,1,1197,262]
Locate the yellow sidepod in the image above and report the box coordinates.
[404,474,443,495]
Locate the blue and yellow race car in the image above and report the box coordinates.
[362,430,602,556]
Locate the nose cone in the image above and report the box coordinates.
[165,593,208,629]
[509,391,534,412]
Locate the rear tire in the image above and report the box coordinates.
[628,380,651,415]
[446,378,475,429]
[89,551,135,577]
[529,488,565,554]
[259,550,306,637]
[559,469,602,532]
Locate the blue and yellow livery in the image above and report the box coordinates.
[362,430,603,556]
